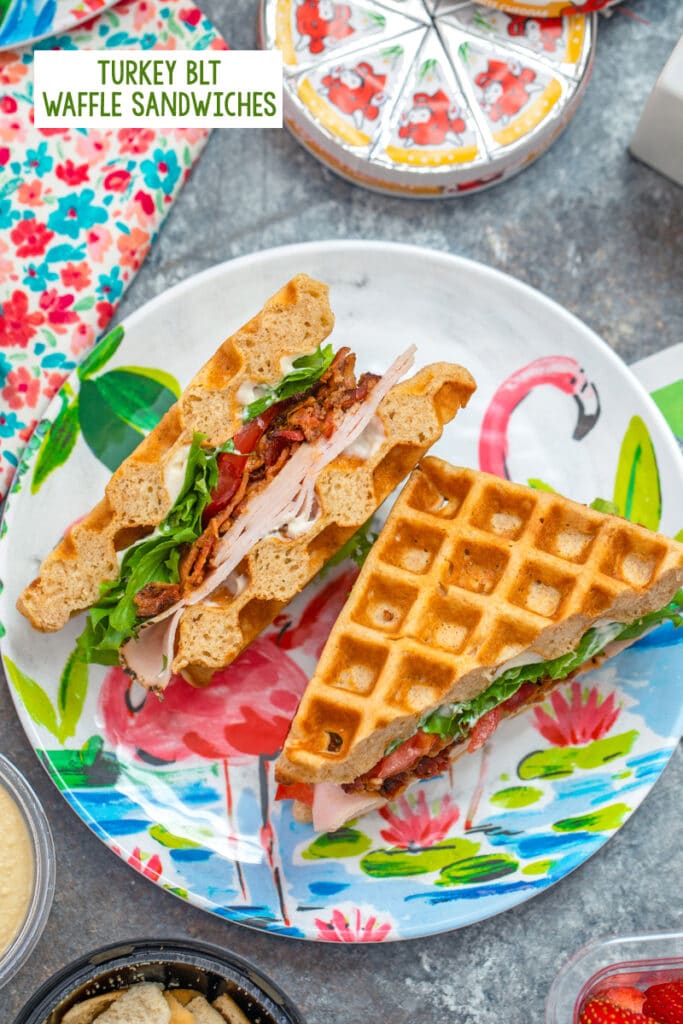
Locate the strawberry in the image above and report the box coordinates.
[643,981,683,1024]
[604,989,646,1014]
[579,997,658,1023]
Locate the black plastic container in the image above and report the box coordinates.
[13,938,306,1024]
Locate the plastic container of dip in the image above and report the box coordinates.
[0,754,55,990]
[259,0,596,197]
[545,931,683,1024]
[12,938,306,1024]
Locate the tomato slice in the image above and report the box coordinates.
[501,680,539,714]
[275,782,314,805]
[467,707,501,752]
[201,402,288,527]
[232,402,282,454]
[374,731,436,780]
[202,452,247,525]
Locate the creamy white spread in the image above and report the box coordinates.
[236,380,268,407]
[343,415,385,460]
[163,443,192,508]
[491,650,545,682]
[0,785,33,956]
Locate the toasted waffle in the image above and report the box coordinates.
[277,458,683,786]
[175,364,476,683]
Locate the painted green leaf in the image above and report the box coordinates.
[553,802,630,833]
[149,824,202,850]
[39,737,120,790]
[303,827,371,861]
[4,656,60,740]
[79,369,176,473]
[522,859,555,876]
[119,365,181,399]
[651,380,683,439]
[490,785,543,809]
[361,838,479,879]
[436,854,518,887]
[518,731,639,781]
[31,396,80,494]
[613,415,661,530]
[57,650,89,743]
[78,324,124,380]
[527,478,557,493]
[164,885,189,899]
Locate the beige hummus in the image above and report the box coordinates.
[0,783,33,956]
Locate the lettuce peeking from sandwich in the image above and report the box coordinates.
[76,346,337,666]
[419,591,683,743]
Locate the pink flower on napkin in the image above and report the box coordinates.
[2,367,41,410]
[86,224,112,262]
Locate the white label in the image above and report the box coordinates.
[34,50,283,129]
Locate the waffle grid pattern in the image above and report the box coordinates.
[283,459,683,775]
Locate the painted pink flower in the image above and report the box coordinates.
[134,0,156,29]
[43,371,66,401]
[17,180,43,206]
[0,290,44,347]
[86,224,112,262]
[379,790,460,849]
[75,130,109,163]
[39,290,78,333]
[118,227,150,271]
[315,908,392,943]
[112,844,163,882]
[118,128,155,155]
[11,219,54,258]
[70,321,95,356]
[56,159,90,186]
[210,37,229,51]
[60,261,91,291]
[533,682,620,747]
[2,366,40,409]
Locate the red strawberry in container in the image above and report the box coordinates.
[643,981,683,1024]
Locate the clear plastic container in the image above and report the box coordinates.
[12,938,306,1024]
[0,754,56,989]
[546,931,683,1024]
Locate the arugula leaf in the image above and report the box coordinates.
[243,344,334,421]
[420,593,683,741]
[319,517,379,577]
[75,434,217,665]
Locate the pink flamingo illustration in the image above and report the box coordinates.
[479,356,600,479]
[99,635,309,925]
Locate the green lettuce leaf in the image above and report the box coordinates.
[242,344,334,421]
[75,433,218,665]
[420,592,683,741]
[319,517,379,577]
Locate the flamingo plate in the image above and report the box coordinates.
[1,241,682,942]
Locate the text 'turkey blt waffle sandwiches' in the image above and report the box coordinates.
[17,277,476,689]
[275,458,683,832]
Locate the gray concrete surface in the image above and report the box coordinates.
[2,1,682,1021]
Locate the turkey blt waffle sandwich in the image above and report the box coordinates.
[275,458,683,832]
[18,277,476,690]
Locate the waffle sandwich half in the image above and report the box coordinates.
[18,278,476,690]
[276,458,683,832]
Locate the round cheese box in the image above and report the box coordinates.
[259,0,597,197]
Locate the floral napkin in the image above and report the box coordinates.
[0,0,226,499]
